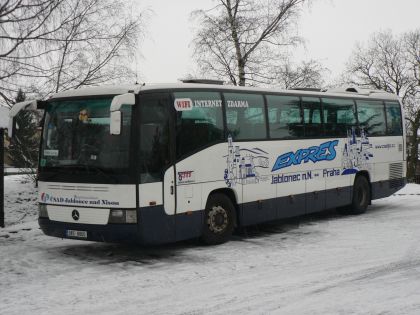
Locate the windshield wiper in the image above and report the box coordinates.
[82,164,119,184]
[41,164,119,183]
[40,165,83,181]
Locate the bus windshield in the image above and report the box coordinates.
[40,97,132,173]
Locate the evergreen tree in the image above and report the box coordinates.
[8,90,39,169]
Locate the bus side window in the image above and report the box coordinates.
[322,98,357,137]
[356,100,387,136]
[302,97,322,137]
[224,93,266,140]
[385,102,403,136]
[266,95,302,139]
[139,93,171,184]
[174,91,224,158]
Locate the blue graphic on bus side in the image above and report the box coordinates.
[224,135,270,187]
[272,140,339,172]
[341,127,373,175]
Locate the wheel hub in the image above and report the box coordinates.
[207,206,228,234]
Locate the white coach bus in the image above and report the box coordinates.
[9,82,406,244]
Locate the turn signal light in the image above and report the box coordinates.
[108,209,137,224]
[38,204,49,218]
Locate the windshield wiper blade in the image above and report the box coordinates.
[61,164,119,183]
[83,164,119,183]
[41,164,119,183]
[40,165,83,181]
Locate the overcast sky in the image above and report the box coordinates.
[136,0,420,85]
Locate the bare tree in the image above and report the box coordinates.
[404,30,420,89]
[41,0,143,95]
[272,58,327,89]
[192,0,309,86]
[0,0,144,106]
[344,30,420,180]
[1,0,65,105]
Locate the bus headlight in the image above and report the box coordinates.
[39,204,49,218]
[108,209,137,224]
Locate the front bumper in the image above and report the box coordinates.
[38,217,140,243]
[39,205,203,245]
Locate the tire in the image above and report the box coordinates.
[339,175,370,215]
[201,193,236,245]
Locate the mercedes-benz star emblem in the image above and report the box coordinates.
[71,210,80,221]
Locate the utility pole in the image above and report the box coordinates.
[0,127,4,228]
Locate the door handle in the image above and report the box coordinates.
[170,185,174,195]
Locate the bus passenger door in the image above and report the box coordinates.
[163,166,176,215]
[171,91,226,241]
[138,92,176,243]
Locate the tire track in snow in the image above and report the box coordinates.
[309,258,420,296]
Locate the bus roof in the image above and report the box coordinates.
[50,83,400,101]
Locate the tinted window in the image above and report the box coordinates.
[224,93,266,140]
[302,97,322,137]
[385,102,403,136]
[266,95,302,139]
[357,100,386,136]
[139,93,171,183]
[174,91,224,157]
[322,98,357,137]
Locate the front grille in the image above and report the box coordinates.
[47,184,109,192]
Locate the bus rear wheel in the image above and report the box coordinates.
[201,193,235,245]
[339,175,370,215]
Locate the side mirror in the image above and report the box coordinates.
[110,111,122,135]
[7,99,45,138]
[109,93,135,135]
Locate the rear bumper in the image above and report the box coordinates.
[371,177,407,200]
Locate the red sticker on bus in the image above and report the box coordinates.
[174,98,193,111]
[178,170,195,183]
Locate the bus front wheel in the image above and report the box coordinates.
[201,193,235,245]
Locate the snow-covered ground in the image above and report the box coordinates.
[4,167,36,175]
[3,175,38,226]
[0,106,9,128]
[1,177,420,314]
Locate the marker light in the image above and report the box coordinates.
[38,204,49,218]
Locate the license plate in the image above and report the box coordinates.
[66,230,87,239]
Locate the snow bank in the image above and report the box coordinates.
[394,183,420,195]
[4,175,38,226]
[0,105,9,128]
[5,167,36,175]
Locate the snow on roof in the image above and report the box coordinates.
[0,106,9,129]
[47,83,400,101]
[50,85,142,99]
[141,83,400,100]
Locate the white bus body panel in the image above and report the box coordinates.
[139,182,163,208]
[171,134,404,214]
[38,182,136,208]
